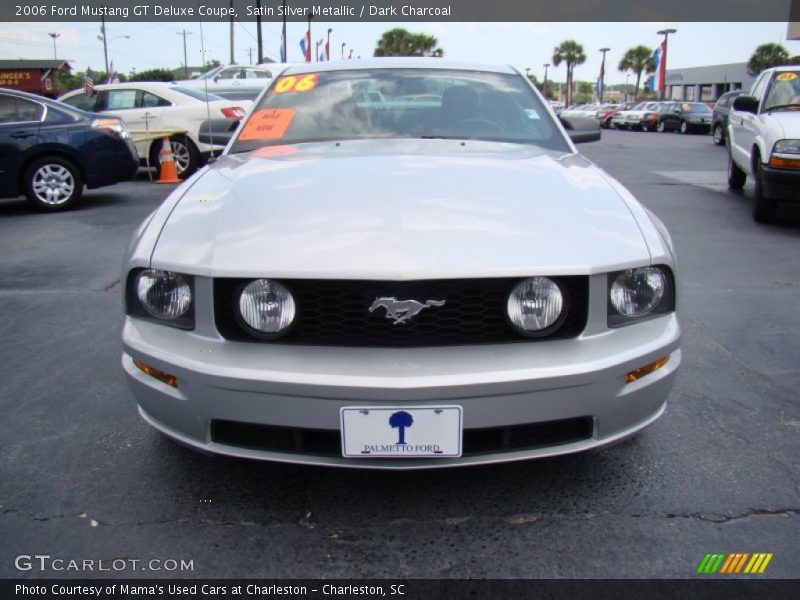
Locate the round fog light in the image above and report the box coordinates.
[507,276,565,335]
[238,279,296,335]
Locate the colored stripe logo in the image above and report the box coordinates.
[697,553,773,574]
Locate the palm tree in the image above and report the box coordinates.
[374,28,443,57]
[552,40,586,107]
[618,46,655,99]
[747,43,791,76]
[389,411,414,445]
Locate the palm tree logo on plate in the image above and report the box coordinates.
[389,411,414,445]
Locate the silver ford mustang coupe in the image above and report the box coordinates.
[122,59,680,469]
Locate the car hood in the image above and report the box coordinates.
[151,139,651,279]
[762,109,800,138]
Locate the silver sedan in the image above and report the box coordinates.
[121,59,680,469]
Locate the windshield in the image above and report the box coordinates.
[764,71,800,111]
[682,103,712,113]
[170,86,224,101]
[229,68,568,153]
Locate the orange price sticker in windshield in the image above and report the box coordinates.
[273,74,319,93]
[776,72,797,81]
[239,109,295,140]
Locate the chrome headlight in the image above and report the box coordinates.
[772,139,800,155]
[507,276,565,336]
[608,266,673,326]
[237,279,296,337]
[136,269,192,319]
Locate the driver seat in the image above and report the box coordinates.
[439,86,480,127]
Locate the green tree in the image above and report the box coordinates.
[552,40,586,107]
[129,68,176,82]
[747,43,791,76]
[618,45,655,100]
[373,28,443,57]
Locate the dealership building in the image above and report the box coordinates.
[663,63,757,102]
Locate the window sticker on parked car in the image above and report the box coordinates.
[238,108,295,140]
[273,74,319,94]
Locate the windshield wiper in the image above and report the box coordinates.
[766,104,800,112]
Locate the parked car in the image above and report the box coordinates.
[122,59,679,469]
[641,101,678,132]
[59,83,252,178]
[613,101,662,130]
[561,104,599,119]
[177,63,293,101]
[0,88,138,211]
[656,102,713,134]
[712,90,743,145]
[595,103,621,128]
[728,66,800,222]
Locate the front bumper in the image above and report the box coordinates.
[761,165,800,202]
[122,311,681,469]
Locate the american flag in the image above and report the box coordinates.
[83,73,94,95]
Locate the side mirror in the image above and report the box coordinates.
[213,75,220,83]
[732,95,759,114]
[560,115,601,144]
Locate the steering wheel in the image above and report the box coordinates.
[450,118,505,133]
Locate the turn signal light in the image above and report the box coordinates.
[133,359,178,388]
[625,356,669,384]
[768,156,800,169]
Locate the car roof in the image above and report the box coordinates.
[282,57,519,76]
[764,65,800,73]
[0,87,72,109]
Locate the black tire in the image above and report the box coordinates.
[727,152,746,190]
[605,117,613,129]
[23,155,83,211]
[680,121,689,134]
[641,122,649,132]
[713,124,725,145]
[150,135,200,180]
[752,161,778,223]
[657,120,666,133]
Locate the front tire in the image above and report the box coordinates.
[657,121,666,133]
[680,121,689,134]
[752,162,778,223]
[713,124,725,145]
[23,156,83,211]
[150,136,200,180]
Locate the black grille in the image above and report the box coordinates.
[211,417,594,458]
[214,277,588,347]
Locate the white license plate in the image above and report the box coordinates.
[340,406,462,458]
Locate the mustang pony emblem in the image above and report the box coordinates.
[369,297,446,325]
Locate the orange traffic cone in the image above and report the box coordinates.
[155,136,182,184]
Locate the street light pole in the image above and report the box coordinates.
[598,47,610,103]
[100,15,109,75]
[341,42,346,59]
[543,63,550,98]
[625,73,630,102]
[327,28,332,61]
[656,28,677,100]
[48,32,60,60]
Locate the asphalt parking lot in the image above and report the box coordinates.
[1,129,798,579]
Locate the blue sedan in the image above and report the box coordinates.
[0,88,138,211]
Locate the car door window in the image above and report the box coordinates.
[106,90,139,110]
[244,68,270,79]
[142,92,171,108]
[0,95,17,123]
[62,92,99,112]
[216,68,241,80]
[17,98,43,121]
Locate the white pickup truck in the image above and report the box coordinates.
[727,65,800,222]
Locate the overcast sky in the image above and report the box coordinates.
[2,21,799,83]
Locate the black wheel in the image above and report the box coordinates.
[605,117,613,128]
[727,153,746,190]
[752,161,778,223]
[23,155,83,211]
[680,121,689,134]
[657,120,666,133]
[150,135,200,179]
[713,124,725,145]
[641,122,651,132]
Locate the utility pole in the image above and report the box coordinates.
[177,29,192,78]
[281,0,287,62]
[48,32,60,60]
[256,0,263,63]
[100,15,109,75]
[656,28,677,100]
[229,0,235,64]
[341,42,346,59]
[326,28,332,62]
[247,47,254,64]
[598,47,610,103]
[543,63,550,98]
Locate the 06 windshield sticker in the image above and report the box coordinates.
[238,109,295,140]
[776,72,798,81]
[273,74,319,94]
